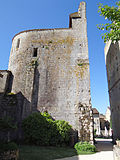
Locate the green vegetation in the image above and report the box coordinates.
[45,46,49,49]
[94,129,97,137]
[97,1,120,42]
[78,63,83,66]
[110,118,112,129]
[74,142,96,154]
[7,92,15,95]
[19,145,77,160]
[22,112,72,146]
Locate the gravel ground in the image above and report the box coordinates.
[56,139,113,160]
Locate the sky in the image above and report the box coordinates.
[0,0,117,114]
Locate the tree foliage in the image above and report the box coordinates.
[97,1,120,42]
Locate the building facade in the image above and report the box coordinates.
[105,41,120,141]
[105,107,111,122]
[92,108,101,136]
[0,2,93,142]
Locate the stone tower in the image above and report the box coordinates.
[8,2,93,142]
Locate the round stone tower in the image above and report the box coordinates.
[8,2,93,143]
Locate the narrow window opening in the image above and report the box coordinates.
[72,17,81,19]
[0,73,3,78]
[16,38,20,49]
[33,48,38,57]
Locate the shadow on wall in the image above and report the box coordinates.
[31,67,40,112]
[0,92,29,142]
[95,139,113,152]
[0,65,40,142]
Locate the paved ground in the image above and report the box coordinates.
[56,139,113,160]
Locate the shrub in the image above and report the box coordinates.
[22,112,51,145]
[0,142,18,153]
[41,112,53,120]
[22,112,72,146]
[74,141,96,154]
[55,120,72,144]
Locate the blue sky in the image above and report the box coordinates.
[0,0,117,114]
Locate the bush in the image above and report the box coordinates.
[74,142,96,154]
[55,120,72,144]
[0,142,18,153]
[22,112,72,146]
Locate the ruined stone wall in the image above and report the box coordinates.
[8,2,93,142]
[0,70,12,94]
[0,92,24,142]
[0,70,24,141]
[105,41,120,141]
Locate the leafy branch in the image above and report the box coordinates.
[97,1,120,43]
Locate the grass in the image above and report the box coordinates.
[18,145,77,160]
[95,137,111,139]
[76,151,96,155]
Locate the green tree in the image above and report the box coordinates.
[97,1,120,43]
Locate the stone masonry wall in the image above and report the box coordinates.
[0,92,24,142]
[105,41,120,141]
[113,145,120,160]
[0,70,12,94]
[8,2,93,142]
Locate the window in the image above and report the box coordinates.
[0,73,3,78]
[33,48,38,57]
[16,38,20,49]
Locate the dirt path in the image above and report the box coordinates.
[56,139,113,160]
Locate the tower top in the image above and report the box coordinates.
[78,1,86,18]
[69,1,86,19]
[69,2,86,27]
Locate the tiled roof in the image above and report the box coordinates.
[92,108,99,114]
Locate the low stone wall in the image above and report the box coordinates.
[113,145,120,160]
[0,92,24,142]
[0,150,19,160]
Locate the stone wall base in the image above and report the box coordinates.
[113,145,120,160]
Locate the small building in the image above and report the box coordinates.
[92,108,111,137]
[92,108,101,136]
[99,114,106,136]
[105,107,111,122]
